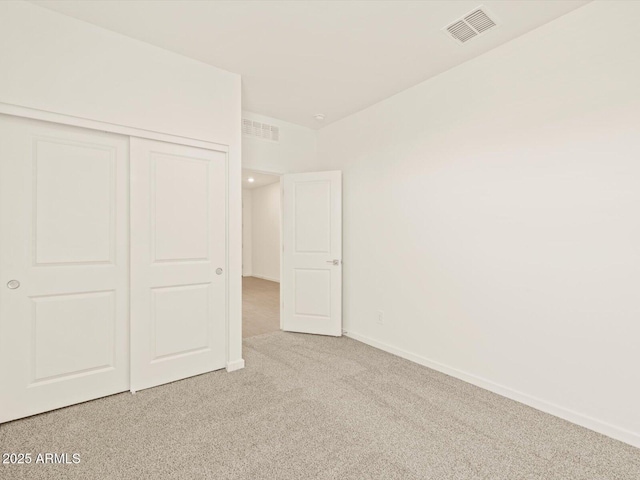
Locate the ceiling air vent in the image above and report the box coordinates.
[464,9,496,33]
[444,6,499,45]
[242,119,279,142]
[447,21,478,43]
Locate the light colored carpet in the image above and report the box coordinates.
[242,276,280,339]
[1,331,638,479]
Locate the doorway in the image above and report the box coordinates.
[242,169,282,338]
[241,168,343,339]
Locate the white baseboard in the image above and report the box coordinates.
[226,359,245,372]
[344,330,640,449]
[242,273,252,277]
[250,274,280,283]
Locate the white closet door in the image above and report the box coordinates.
[282,171,342,336]
[0,115,129,423]
[130,138,226,391]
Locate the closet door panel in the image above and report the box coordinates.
[0,115,129,423]
[130,138,226,391]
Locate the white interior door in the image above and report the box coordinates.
[0,115,129,423]
[282,171,342,336]
[130,138,227,391]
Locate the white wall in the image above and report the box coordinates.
[251,182,281,283]
[242,189,253,276]
[0,1,239,145]
[0,1,244,368]
[317,1,640,447]
[242,111,320,174]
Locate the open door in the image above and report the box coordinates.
[282,171,342,336]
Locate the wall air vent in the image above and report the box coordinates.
[242,119,279,142]
[444,6,499,45]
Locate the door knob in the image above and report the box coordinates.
[326,260,341,266]
[7,280,20,289]
[216,268,223,275]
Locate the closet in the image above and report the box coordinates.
[0,114,228,422]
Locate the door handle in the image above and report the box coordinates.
[7,280,20,289]
[326,260,341,266]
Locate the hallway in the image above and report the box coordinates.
[243,276,280,338]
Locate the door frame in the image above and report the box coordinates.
[0,102,227,151]
[241,167,285,331]
[0,103,241,374]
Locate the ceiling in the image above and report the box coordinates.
[30,0,590,129]
[242,170,280,190]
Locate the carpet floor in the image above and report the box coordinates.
[242,276,280,339]
[1,331,638,479]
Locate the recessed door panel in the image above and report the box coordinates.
[294,181,331,253]
[34,139,115,265]
[0,115,129,423]
[32,291,115,382]
[131,138,226,392]
[294,269,331,318]
[152,283,211,360]
[152,153,210,263]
